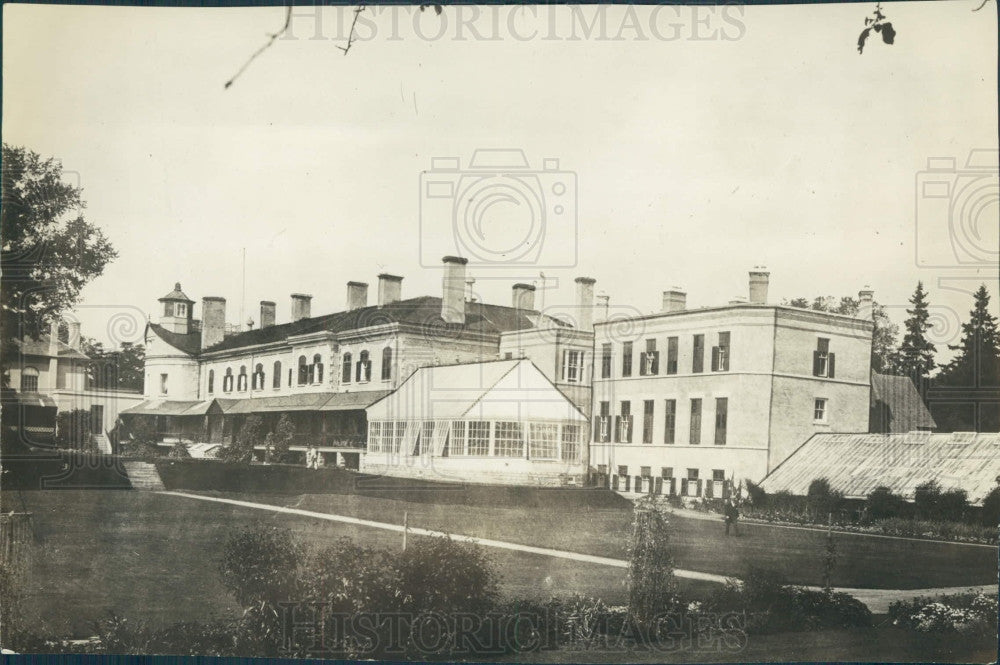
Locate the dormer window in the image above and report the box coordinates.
[176,303,187,317]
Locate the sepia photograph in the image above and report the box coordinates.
[1,0,998,661]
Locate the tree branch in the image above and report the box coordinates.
[225,6,293,90]
[336,6,365,56]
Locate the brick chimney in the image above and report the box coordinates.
[596,293,610,322]
[749,267,770,304]
[441,256,468,324]
[291,294,312,321]
[512,283,536,311]
[662,288,687,312]
[377,274,402,307]
[858,286,874,320]
[575,277,596,331]
[260,301,276,328]
[346,282,368,311]
[201,297,227,349]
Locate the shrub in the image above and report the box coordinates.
[627,504,679,625]
[168,441,191,459]
[745,478,767,507]
[914,480,942,519]
[218,414,265,464]
[55,409,95,451]
[806,478,843,520]
[395,536,500,616]
[938,488,969,522]
[865,486,906,521]
[219,523,303,607]
[980,484,1000,527]
[264,414,295,464]
[889,592,997,636]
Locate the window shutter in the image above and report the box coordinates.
[614,416,621,443]
[681,480,688,497]
[557,349,566,381]
[828,353,836,378]
[626,415,634,443]
[624,475,631,492]
[813,350,821,376]
[652,351,659,375]
[696,479,703,496]
[705,480,714,498]
[593,416,601,442]
[711,346,720,371]
[612,475,620,490]
[655,477,663,495]
[639,352,647,376]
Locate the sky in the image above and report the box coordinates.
[3,1,998,353]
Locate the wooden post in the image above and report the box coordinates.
[402,511,408,551]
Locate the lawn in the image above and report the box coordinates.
[207,489,999,590]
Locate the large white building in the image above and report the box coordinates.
[589,270,874,497]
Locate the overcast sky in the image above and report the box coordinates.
[3,2,997,351]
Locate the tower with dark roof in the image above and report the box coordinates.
[158,282,195,334]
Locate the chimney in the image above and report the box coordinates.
[260,301,276,328]
[662,288,687,312]
[596,293,610,322]
[749,267,770,304]
[346,282,368,311]
[575,277,596,331]
[858,286,874,321]
[245,317,255,331]
[67,321,81,351]
[201,297,227,349]
[291,294,312,321]
[512,283,536,311]
[377,274,403,307]
[441,256,468,324]
[465,277,477,303]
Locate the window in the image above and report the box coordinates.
[20,366,39,392]
[163,302,174,317]
[297,356,309,386]
[640,466,652,477]
[712,469,726,482]
[563,349,584,383]
[661,467,673,479]
[176,302,187,317]
[692,334,705,373]
[685,468,701,497]
[342,353,352,383]
[369,421,382,453]
[813,338,836,378]
[494,421,524,457]
[237,366,248,391]
[468,421,490,456]
[207,369,215,394]
[312,354,324,384]
[356,350,372,382]
[252,364,265,390]
[160,373,169,395]
[393,421,406,453]
[615,401,633,443]
[664,399,677,444]
[814,398,828,422]
[622,341,633,377]
[711,332,731,372]
[666,337,678,374]
[419,420,436,454]
[381,347,392,381]
[561,424,581,462]
[642,400,654,444]
[273,361,282,389]
[689,398,702,444]
[640,339,659,376]
[223,367,233,392]
[594,401,611,443]
[450,421,466,456]
[714,397,728,445]
[600,343,612,378]
[528,423,559,459]
[288,369,293,387]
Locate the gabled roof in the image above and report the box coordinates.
[147,322,201,356]
[201,296,566,354]
[870,372,936,432]
[760,432,1000,505]
[366,358,587,422]
[15,335,90,361]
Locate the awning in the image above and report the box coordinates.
[318,390,391,411]
[9,392,57,408]
[120,399,205,416]
[221,393,333,414]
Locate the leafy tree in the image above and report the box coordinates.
[1,144,117,377]
[892,282,937,395]
[82,338,145,392]
[914,480,942,520]
[864,486,906,521]
[219,414,265,464]
[55,409,95,451]
[806,478,843,520]
[627,502,678,625]
[980,484,1000,527]
[784,295,899,373]
[264,414,295,463]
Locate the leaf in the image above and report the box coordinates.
[857,26,872,54]
[880,22,896,44]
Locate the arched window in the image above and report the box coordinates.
[272,361,282,389]
[252,363,265,390]
[381,347,393,381]
[342,353,352,383]
[312,353,324,384]
[223,367,233,392]
[208,369,215,394]
[237,366,248,391]
[297,355,309,386]
[20,366,39,392]
[357,350,371,382]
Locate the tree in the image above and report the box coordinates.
[627,499,678,625]
[219,414,265,464]
[82,338,145,392]
[263,414,295,464]
[892,282,937,396]
[1,144,117,376]
[55,409,95,451]
[784,294,899,373]
[934,285,1000,432]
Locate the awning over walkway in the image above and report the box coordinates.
[122,391,392,417]
[120,399,205,416]
[318,390,391,411]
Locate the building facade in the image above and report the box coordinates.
[589,271,874,497]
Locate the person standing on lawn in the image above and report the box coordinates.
[724,498,740,536]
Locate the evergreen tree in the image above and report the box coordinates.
[935,285,1000,432]
[893,282,937,394]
